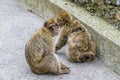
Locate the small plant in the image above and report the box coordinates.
[71,0,120,29]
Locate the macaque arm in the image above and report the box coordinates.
[90,41,96,53]
[56,32,68,51]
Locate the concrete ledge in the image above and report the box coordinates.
[18,0,120,75]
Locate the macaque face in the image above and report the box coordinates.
[57,12,72,27]
[48,23,60,36]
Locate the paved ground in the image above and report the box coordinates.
[0,0,120,80]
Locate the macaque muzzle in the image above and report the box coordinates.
[49,23,60,36]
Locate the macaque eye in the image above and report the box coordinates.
[49,27,54,30]
[63,18,65,21]
[57,19,60,21]
[55,23,59,27]
[63,18,68,23]
[71,29,75,32]
[78,27,82,30]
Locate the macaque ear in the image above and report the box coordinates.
[44,21,48,28]
[44,18,56,28]
[58,11,65,17]
[73,20,80,27]
[67,14,72,21]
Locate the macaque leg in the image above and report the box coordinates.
[61,62,70,69]
[45,54,71,75]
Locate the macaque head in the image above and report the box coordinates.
[80,52,95,62]
[44,19,60,36]
[72,20,86,32]
[57,11,72,26]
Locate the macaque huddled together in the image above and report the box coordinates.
[25,11,96,75]
[56,11,96,63]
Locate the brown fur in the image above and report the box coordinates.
[25,19,70,75]
[67,20,96,62]
[56,11,73,51]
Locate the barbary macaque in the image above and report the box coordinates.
[25,18,70,74]
[56,11,73,51]
[66,20,96,62]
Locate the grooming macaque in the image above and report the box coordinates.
[67,20,96,62]
[25,19,70,75]
[55,11,96,62]
[56,11,73,51]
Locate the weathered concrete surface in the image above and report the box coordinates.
[18,0,120,75]
[0,0,120,80]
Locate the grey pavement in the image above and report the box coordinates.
[0,0,120,80]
